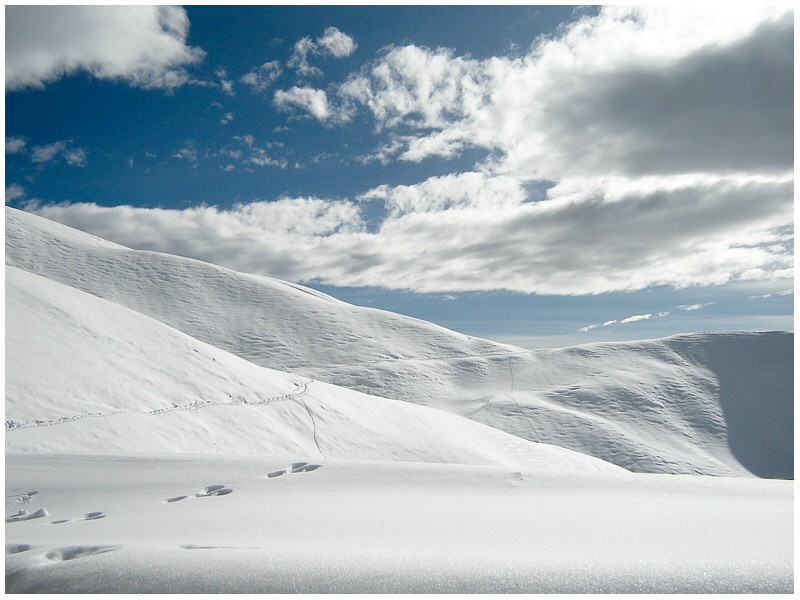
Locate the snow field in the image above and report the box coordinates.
[5,454,793,593]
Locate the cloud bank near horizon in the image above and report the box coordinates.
[13,6,795,296]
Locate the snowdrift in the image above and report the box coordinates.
[7,207,793,478]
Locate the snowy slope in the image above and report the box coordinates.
[6,208,794,477]
[6,265,620,472]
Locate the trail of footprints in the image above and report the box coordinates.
[166,484,234,503]
[267,461,322,478]
[6,462,323,561]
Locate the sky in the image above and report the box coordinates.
[5,4,794,349]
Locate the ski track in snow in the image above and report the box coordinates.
[5,378,311,433]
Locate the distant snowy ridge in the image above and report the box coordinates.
[6,208,794,477]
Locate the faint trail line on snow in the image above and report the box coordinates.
[296,390,326,459]
[506,358,544,444]
[5,378,311,432]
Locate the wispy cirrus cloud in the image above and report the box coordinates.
[5,5,205,91]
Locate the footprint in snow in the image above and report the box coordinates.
[6,508,49,523]
[166,485,233,503]
[51,512,106,524]
[4,491,38,508]
[267,462,322,478]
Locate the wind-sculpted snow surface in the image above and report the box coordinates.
[6,266,620,473]
[5,208,794,477]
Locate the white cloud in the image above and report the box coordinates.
[220,112,235,125]
[29,140,88,166]
[172,144,198,163]
[26,170,794,295]
[287,37,323,78]
[63,148,87,167]
[286,28,356,78]
[620,314,655,324]
[234,134,255,148]
[274,87,332,121]
[6,184,26,204]
[18,7,795,298]
[31,142,66,164]
[6,5,205,91]
[6,137,27,154]
[337,45,482,131]
[679,303,715,311]
[332,6,791,182]
[317,27,357,58]
[215,68,235,96]
[240,61,283,93]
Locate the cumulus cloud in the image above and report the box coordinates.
[6,5,205,91]
[216,136,287,169]
[317,27,358,58]
[286,27,356,78]
[240,61,283,92]
[330,6,792,181]
[274,87,332,121]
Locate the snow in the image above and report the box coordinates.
[6,207,792,478]
[6,455,793,593]
[4,208,794,592]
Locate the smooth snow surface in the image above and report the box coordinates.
[7,207,793,477]
[5,455,793,594]
[5,208,794,593]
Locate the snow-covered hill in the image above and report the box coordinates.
[5,208,793,593]
[7,265,618,472]
[7,207,792,478]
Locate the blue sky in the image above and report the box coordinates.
[5,5,794,348]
